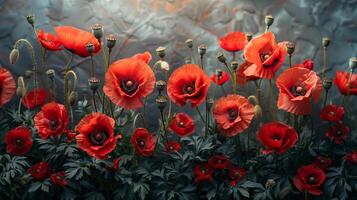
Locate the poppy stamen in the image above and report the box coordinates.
[89,131,108,146]
[291,85,307,96]
[120,80,139,95]
[228,109,238,121]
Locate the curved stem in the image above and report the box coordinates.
[159,110,169,144]
[63,53,74,110]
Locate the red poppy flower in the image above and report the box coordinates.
[107,157,121,171]
[228,165,246,187]
[165,141,181,153]
[132,51,152,64]
[210,71,230,86]
[257,122,298,155]
[54,26,101,57]
[75,112,117,159]
[50,171,68,187]
[293,164,326,196]
[168,113,195,137]
[28,161,51,180]
[212,95,254,137]
[37,29,62,51]
[334,71,357,95]
[193,163,213,184]
[243,32,287,79]
[167,64,210,107]
[208,154,231,169]
[103,54,155,110]
[219,31,247,52]
[22,88,47,109]
[276,67,323,115]
[130,128,157,156]
[64,130,76,143]
[312,156,332,171]
[325,124,349,144]
[345,151,357,165]
[0,67,16,107]
[319,105,344,123]
[236,61,260,85]
[4,126,33,155]
[292,59,314,70]
[34,102,69,139]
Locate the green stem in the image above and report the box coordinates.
[235,134,241,156]
[159,110,169,144]
[196,107,206,124]
[92,90,98,112]
[323,89,329,107]
[64,54,74,109]
[288,55,292,68]
[322,47,327,78]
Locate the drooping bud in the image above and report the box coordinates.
[26,15,35,26]
[9,48,19,65]
[231,61,239,71]
[16,77,26,98]
[264,15,274,28]
[254,105,262,119]
[155,80,166,94]
[246,32,253,42]
[322,37,330,48]
[46,69,55,80]
[322,78,333,91]
[88,77,100,91]
[156,46,166,59]
[217,52,227,64]
[156,95,168,111]
[106,34,117,49]
[91,24,104,41]
[185,39,193,49]
[86,43,95,54]
[198,44,207,56]
[24,70,33,79]
[68,91,78,106]
[286,42,295,55]
[349,57,357,71]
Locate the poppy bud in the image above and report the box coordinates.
[185,39,193,48]
[206,98,214,110]
[265,179,276,189]
[86,43,95,54]
[9,48,19,65]
[217,52,227,64]
[322,78,333,90]
[198,44,207,56]
[185,57,192,64]
[24,70,33,79]
[231,61,238,71]
[106,34,117,49]
[216,69,223,78]
[88,77,100,91]
[264,15,274,27]
[68,91,78,106]
[156,46,166,59]
[254,105,262,119]
[349,57,357,71]
[16,77,26,98]
[46,69,55,80]
[91,24,104,41]
[156,95,168,111]
[246,32,253,41]
[286,42,295,55]
[155,80,166,94]
[322,37,330,48]
[26,15,35,26]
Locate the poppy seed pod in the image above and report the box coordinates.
[185,39,193,48]
[9,48,19,65]
[24,70,33,79]
[88,77,100,91]
[156,46,166,59]
[322,37,330,48]
[322,78,333,90]
[155,80,166,94]
[246,32,253,41]
[106,34,117,49]
[264,15,274,27]
[265,179,276,189]
[86,43,95,54]
[286,42,295,55]
[231,61,239,71]
[349,57,357,71]
[46,69,55,80]
[26,15,35,26]
[156,95,168,111]
[198,44,207,56]
[217,52,227,64]
[91,24,103,41]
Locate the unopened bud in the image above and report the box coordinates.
[9,48,19,65]
[217,52,227,64]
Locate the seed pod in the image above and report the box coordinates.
[86,43,95,54]
[26,15,35,26]
[156,95,168,111]
[106,34,117,49]
[322,37,330,48]
[286,42,295,55]
[322,78,333,90]
[9,48,19,65]
[206,98,214,111]
[91,24,104,41]
[155,80,166,94]
[265,15,274,27]
[217,52,227,64]
[156,46,166,59]
[198,44,207,56]
[349,57,357,71]
[246,32,253,41]
[185,39,193,48]
[231,61,239,71]
[265,179,276,189]
[88,77,100,91]
[46,69,55,80]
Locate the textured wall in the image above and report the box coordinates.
[0,0,356,128]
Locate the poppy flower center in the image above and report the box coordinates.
[233,172,241,178]
[120,80,139,95]
[228,109,239,121]
[48,120,58,131]
[329,111,336,116]
[217,159,223,163]
[334,130,342,136]
[15,138,24,148]
[178,121,185,127]
[272,134,281,141]
[138,139,146,148]
[89,131,108,146]
[183,83,195,94]
[291,85,307,96]
[200,168,207,174]
[260,53,271,62]
[307,176,317,184]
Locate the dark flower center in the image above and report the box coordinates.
[48,120,58,131]
[329,111,336,116]
[89,131,108,146]
[260,53,271,62]
[228,109,238,121]
[169,146,174,150]
[138,139,146,148]
[233,172,241,178]
[272,134,281,141]
[335,130,342,136]
[307,176,317,184]
[120,80,139,95]
[182,82,195,94]
[291,85,307,96]
[15,138,24,148]
[177,121,185,127]
[200,168,207,174]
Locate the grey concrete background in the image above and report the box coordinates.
[0,0,356,129]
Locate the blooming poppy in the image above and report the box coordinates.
[319,105,344,123]
[257,122,298,155]
[4,126,33,155]
[0,67,16,107]
[293,164,326,195]
[334,71,357,95]
[130,128,157,156]
[212,95,254,137]
[37,29,62,51]
[132,51,152,64]
[210,71,230,86]
[28,161,51,180]
[276,67,323,115]
[75,112,117,159]
[219,31,247,52]
[228,165,246,187]
[34,102,69,139]
[50,172,68,187]
[164,141,181,153]
[55,26,101,57]
[22,88,47,109]
[208,154,231,169]
[292,59,314,70]
[167,64,210,107]
[168,113,195,137]
[103,54,155,110]
[243,32,287,79]
[345,151,357,165]
[236,61,259,85]
[312,156,332,171]
[325,124,349,144]
[193,163,213,184]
